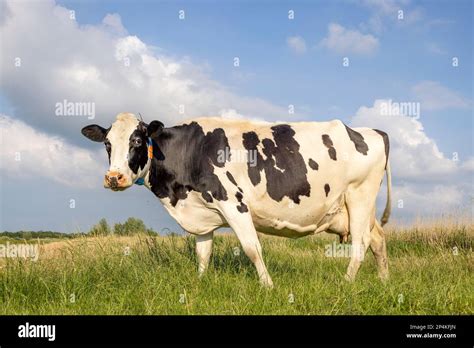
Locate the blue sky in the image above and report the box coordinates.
[0,0,472,233]
[57,0,472,154]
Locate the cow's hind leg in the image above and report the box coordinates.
[196,231,214,277]
[370,220,389,281]
[344,184,376,281]
[219,203,273,288]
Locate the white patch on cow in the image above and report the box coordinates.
[159,193,224,235]
[106,113,142,185]
[273,163,285,173]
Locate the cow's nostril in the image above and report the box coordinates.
[117,174,123,180]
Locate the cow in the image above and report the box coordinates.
[82,113,391,287]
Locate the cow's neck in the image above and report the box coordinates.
[142,122,230,209]
[143,126,193,206]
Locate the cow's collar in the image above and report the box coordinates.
[135,137,153,186]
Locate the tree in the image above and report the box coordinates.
[114,217,147,235]
[89,218,111,236]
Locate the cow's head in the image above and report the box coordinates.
[81,113,163,191]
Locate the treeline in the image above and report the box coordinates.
[1,217,158,239]
[0,231,81,239]
[89,218,157,236]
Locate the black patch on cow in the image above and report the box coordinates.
[322,134,337,161]
[308,158,319,170]
[202,191,213,203]
[128,128,150,174]
[324,184,330,197]
[82,125,111,162]
[374,129,390,168]
[235,191,248,213]
[227,171,244,192]
[237,203,248,213]
[235,191,243,201]
[148,122,230,206]
[81,124,109,142]
[344,124,369,155]
[104,139,112,164]
[226,171,238,186]
[242,131,264,186]
[242,125,310,204]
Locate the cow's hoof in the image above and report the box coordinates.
[344,273,355,282]
[378,272,389,283]
[260,278,274,289]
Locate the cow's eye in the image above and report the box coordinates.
[132,138,142,147]
[104,141,111,150]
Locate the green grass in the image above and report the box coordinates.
[0,224,472,315]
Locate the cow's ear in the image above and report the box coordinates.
[81,125,108,142]
[147,120,164,137]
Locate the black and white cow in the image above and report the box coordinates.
[82,113,391,287]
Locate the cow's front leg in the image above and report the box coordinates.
[219,203,273,288]
[196,231,214,277]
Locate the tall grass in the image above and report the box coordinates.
[0,222,472,315]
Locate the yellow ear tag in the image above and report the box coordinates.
[147,138,153,159]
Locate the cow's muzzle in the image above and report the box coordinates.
[104,171,130,191]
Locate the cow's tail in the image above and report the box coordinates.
[381,159,391,227]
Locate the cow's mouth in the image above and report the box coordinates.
[104,180,132,191]
[109,186,129,192]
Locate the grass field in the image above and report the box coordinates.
[0,220,472,315]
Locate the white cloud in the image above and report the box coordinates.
[352,99,472,215]
[0,114,104,188]
[412,81,470,111]
[360,0,404,15]
[351,99,458,179]
[102,13,127,35]
[358,0,403,33]
[319,23,379,55]
[460,157,474,172]
[218,109,268,123]
[391,184,465,214]
[287,36,307,54]
[358,0,423,34]
[0,0,287,145]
